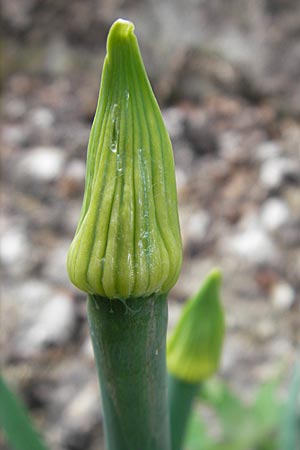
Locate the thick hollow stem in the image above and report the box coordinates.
[168,374,200,450]
[87,293,170,450]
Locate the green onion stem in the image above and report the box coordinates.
[87,293,171,450]
[168,374,200,450]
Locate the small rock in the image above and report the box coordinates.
[21,293,76,354]
[43,241,71,286]
[2,125,28,146]
[255,141,282,161]
[0,227,29,267]
[173,140,194,173]
[81,336,95,362]
[63,381,100,433]
[184,111,218,156]
[222,226,278,265]
[255,319,276,339]
[168,301,183,332]
[62,201,82,234]
[17,147,65,182]
[271,282,295,311]
[5,99,26,120]
[185,210,210,245]
[29,108,55,128]
[175,167,188,190]
[260,198,290,231]
[18,279,54,310]
[219,131,247,164]
[60,159,86,196]
[278,222,300,247]
[260,157,299,190]
[162,107,185,141]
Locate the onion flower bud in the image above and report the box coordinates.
[67,19,182,299]
[167,269,225,383]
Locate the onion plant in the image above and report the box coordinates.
[67,18,182,450]
[1,18,296,450]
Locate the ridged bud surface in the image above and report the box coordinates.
[67,19,182,299]
[167,270,225,383]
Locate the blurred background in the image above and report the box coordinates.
[1,1,300,449]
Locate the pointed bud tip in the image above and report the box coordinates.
[206,268,222,288]
[107,19,135,52]
[191,268,222,305]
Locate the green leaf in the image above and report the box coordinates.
[252,378,282,430]
[0,376,49,450]
[279,361,300,450]
[199,378,247,438]
[197,378,281,450]
[184,412,214,450]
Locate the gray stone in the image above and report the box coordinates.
[260,198,290,231]
[271,282,295,311]
[260,157,299,190]
[0,226,31,276]
[175,167,188,190]
[222,226,278,265]
[5,99,26,120]
[81,335,94,362]
[17,279,54,311]
[219,131,250,163]
[20,293,76,355]
[2,124,27,146]
[17,146,65,182]
[60,159,86,196]
[43,240,71,286]
[63,381,100,433]
[162,107,185,141]
[0,227,29,266]
[184,210,210,246]
[28,108,55,128]
[255,141,282,161]
[65,159,86,184]
[167,301,183,333]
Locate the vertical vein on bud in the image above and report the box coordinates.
[69,68,117,294]
[128,42,181,292]
[128,45,168,294]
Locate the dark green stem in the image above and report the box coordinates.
[168,374,200,450]
[87,293,170,450]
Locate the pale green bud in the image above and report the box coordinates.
[167,269,225,383]
[67,19,182,299]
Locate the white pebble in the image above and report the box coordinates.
[43,241,70,286]
[271,283,295,311]
[256,141,281,161]
[223,227,278,264]
[18,147,65,182]
[65,159,86,182]
[260,157,298,190]
[162,108,185,141]
[29,108,55,128]
[260,198,290,231]
[0,228,28,266]
[22,293,76,352]
[186,210,210,243]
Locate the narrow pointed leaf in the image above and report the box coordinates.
[0,376,49,450]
